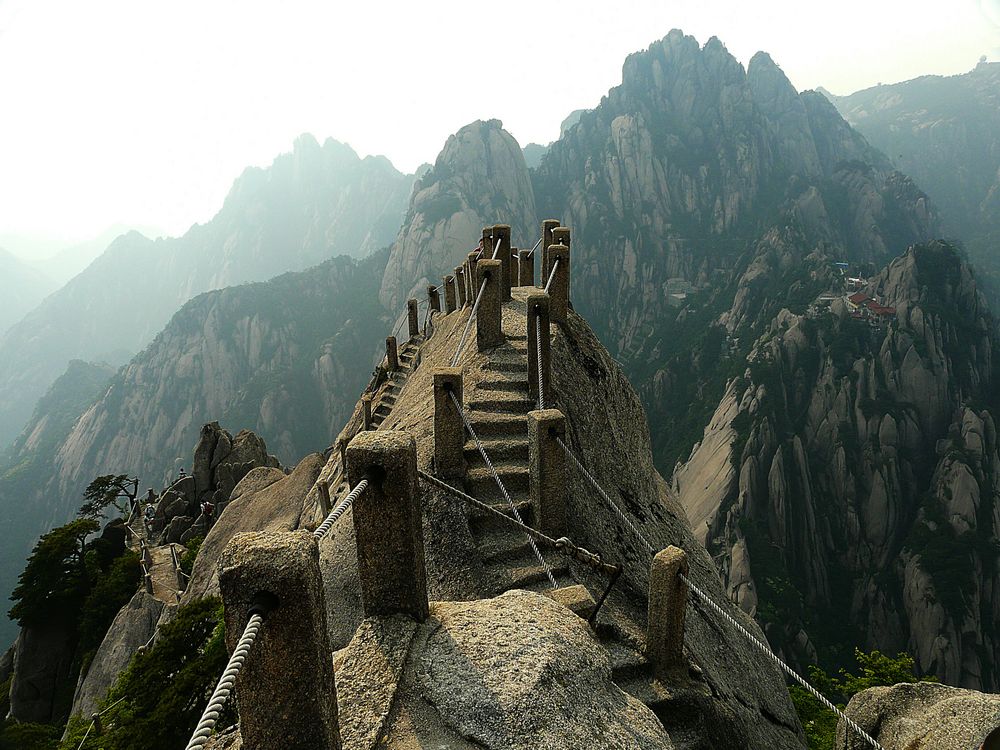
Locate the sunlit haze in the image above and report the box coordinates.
[1,0,997,255]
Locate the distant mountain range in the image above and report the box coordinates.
[0,135,414,449]
[824,61,1000,302]
[0,248,56,335]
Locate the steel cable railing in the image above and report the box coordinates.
[544,258,560,294]
[448,390,557,588]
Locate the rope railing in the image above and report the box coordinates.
[314,479,368,540]
[74,695,128,750]
[185,608,269,750]
[448,390,557,588]
[535,315,545,409]
[418,468,621,623]
[544,258,560,294]
[450,277,489,367]
[679,572,885,750]
[554,436,882,749]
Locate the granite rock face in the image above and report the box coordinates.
[677,242,1000,688]
[379,119,537,311]
[68,591,164,719]
[7,621,74,723]
[837,681,1000,749]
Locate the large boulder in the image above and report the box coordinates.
[178,453,322,605]
[837,681,1000,749]
[7,621,74,723]
[69,591,165,719]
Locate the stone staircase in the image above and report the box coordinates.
[460,321,574,596]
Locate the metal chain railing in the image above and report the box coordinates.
[679,572,884,750]
[185,611,267,750]
[314,479,368,540]
[448,390,557,588]
[544,258,560,294]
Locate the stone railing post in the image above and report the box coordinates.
[647,545,689,678]
[467,252,480,302]
[443,275,457,313]
[482,226,493,258]
[385,336,399,372]
[219,530,341,749]
[552,226,571,255]
[541,218,561,285]
[427,284,441,313]
[455,266,467,307]
[433,368,465,478]
[548,243,571,324]
[527,292,551,404]
[494,224,512,301]
[475,259,503,350]
[407,299,419,339]
[346,431,428,621]
[144,571,153,595]
[338,438,348,471]
[362,395,373,431]
[518,249,533,286]
[528,409,566,537]
[317,479,331,517]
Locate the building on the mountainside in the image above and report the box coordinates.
[846,290,896,327]
[846,276,867,290]
[665,277,696,307]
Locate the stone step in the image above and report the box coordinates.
[605,640,651,684]
[465,464,530,493]
[463,439,528,463]
[484,360,526,374]
[505,559,570,591]
[478,378,529,393]
[467,393,535,413]
[465,413,528,438]
[467,499,534,533]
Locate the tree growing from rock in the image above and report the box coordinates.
[78,474,139,520]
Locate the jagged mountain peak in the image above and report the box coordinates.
[379,119,535,310]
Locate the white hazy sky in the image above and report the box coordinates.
[1,0,997,254]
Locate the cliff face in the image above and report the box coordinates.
[379,119,536,310]
[530,30,934,474]
[0,135,414,448]
[827,63,1000,302]
[0,252,386,645]
[676,242,1000,688]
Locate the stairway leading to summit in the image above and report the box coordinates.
[461,304,573,597]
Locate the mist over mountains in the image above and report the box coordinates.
[0,135,414,449]
[0,27,997,719]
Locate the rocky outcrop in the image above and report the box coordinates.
[379,119,536,310]
[7,620,74,723]
[837,681,1000,749]
[180,451,322,605]
[677,241,1000,688]
[68,591,164,719]
[338,591,675,749]
[0,135,414,450]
